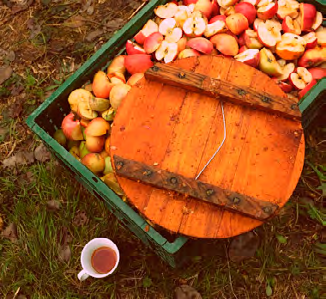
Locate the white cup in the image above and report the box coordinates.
[77,238,120,281]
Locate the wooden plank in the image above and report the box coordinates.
[145,62,301,121]
[113,155,279,221]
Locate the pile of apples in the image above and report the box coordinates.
[126,0,326,98]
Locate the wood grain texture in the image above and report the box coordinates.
[145,62,301,121]
[110,56,305,238]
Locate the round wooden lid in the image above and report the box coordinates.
[110,56,305,238]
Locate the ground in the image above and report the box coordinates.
[0,0,325,298]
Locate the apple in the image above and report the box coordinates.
[53,129,67,146]
[85,135,105,153]
[275,62,295,80]
[277,59,286,67]
[126,40,146,55]
[184,0,198,5]
[259,48,283,75]
[69,146,80,159]
[253,18,264,31]
[143,32,164,54]
[273,79,293,92]
[79,141,90,159]
[154,2,178,19]
[68,88,93,112]
[77,102,98,121]
[178,49,201,59]
[204,19,227,37]
[234,49,260,67]
[134,20,159,44]
[217,0,239,9]
[276,0,299,19]
[107,72,126,85]
[223,6,236,16]
[155,40,179,63]
[109,84,132,110]
[85,117,111,136]
[107,55,125,74]
[289,67,312,89]
[299,3,316,31]
[257,0,278,20]
[88,97,110,112]
[101,108,115,122]
[243,29,263,49]
[235,2,256,24]
[241,0,259,5]
[298,79,317,99]
[316,26,326,46]
[183,15,207,37]
[194,0,214,18]
[81,153,105,173]
[61,113,84,141]
[158,18,183,43]
[124,54,154,74]
[92,71,114,98]
[187,37,214,54]
[101,173,123,195]
[307,67,326,80]
[175,6,192,27]
[104,136,110,153]
[209,14,226,24]
[239,45,248,52]
[177,36,188,52]
[298,47,326,67]
[257,19,282,48]
[311,11,323,31]
[211,0,220,16]
[282,16,301,35]
[302,32,318,49]
[275,33,306,61]
[210,33,239,56]
[127,73,145,86]
[225,13,249,35]
[103,156,114,175]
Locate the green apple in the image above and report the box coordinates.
[259,48,283,76]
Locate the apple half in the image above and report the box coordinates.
[257,19,282,48]
[276,0,299,19]
[126,40,146,55]
[299,3,316,31]
[275,33,306,61]
[282,16,301,35]
[259,48,283,76]
[155,40,179,63]
[210,33,239,56]
[257,0,278,20]
[289,67,313,90]
[183,14,207,37]
[154,2,178,19]
[159,18,183,43]
[302,32,318,49]
[234,49,260,67]
[316,26,326,47]
[134,20,159,45]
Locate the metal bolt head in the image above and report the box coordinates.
[170,177,178,184]
[152,66,159,72]
[233,197,241,204]
[263,206,272,214]
[143,170,152,176]
[206,189,214,196]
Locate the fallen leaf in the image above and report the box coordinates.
[72,211,89,227]
[58,244,71,262]
[46,200,60,211]
[228,232,260,262]
[64,15,85,28]
[174,285,202,299]
[11,0,33,13]
[6,98,24,118]
[105,19,123,32]
[0,127,9,142]
[34,144,51,162]
[1,222,18,242]
[2,152,35,167]
[18,171,35,186]
[86,29,104,42]
[0,66,13,85]
[27,18,42,39]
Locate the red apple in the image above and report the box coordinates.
[134,20,159,44]
[298,79,317,99]
[225,13,249,35]
[195,0,214,18]
[210,33,239,56]
[177,36,188,52]
[184,0,199,4]
[110,84,132,110]
[126,40,146,55]
[289,67,313,89]
[85,117,111,136]
[275,33,306,61]
[154,2,178,18]
[302,32,318,49]
[243,29,263,49]
[257,19,282,48]
[282,16,301,35]
[92,71,114,99]
[143,32,163,54]
[107,55,125,74]
[307,67,326,80]
[234,49,260,67]
[155,40,178,63]
[127,73,145,86]
[124,54,154,74]
[209,14,226,24]
[239,45,248,52]
[204,19,227,37]
[298,47,326,67]
[217,0,239,9]
[235,2,256,24]
[85,135,105,153]
[178,49,201,59]
[275,62,295,80]
[276,0,299,19]
[299,3,316,31]
[257,0,278,20]
[61,113,84,141]
[187,37,214,54]
[311,11,323,31]
[158,18,183,43]
[183,15,207,37]
[316,26,326,47]
[211,0,220,16]
[273,79,293,92]
[81,153,105,173]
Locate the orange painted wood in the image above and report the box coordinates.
[110,56,305,238]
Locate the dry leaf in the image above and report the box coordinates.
[2,152,35,167]
[58,244,71,262]
[64,15,85,28]
[34,144,51,162]
[85,29,103,42]
[27,18,42,39]
[46,200,60,211]
[174,285,202,299]
[72,211,89,227]
[0,66,13,85]
[11,0,33,13]
[228,231,260,262]
[1,222,18,242]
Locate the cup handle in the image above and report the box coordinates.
[78,269,89,281]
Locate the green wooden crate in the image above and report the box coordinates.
[26,0,325,267]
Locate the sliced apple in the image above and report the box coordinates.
[159,18,183,43]
[257,0,278,20]
[275,33,306,61]
[273,79,293,92]
[275,62,295,80]
[177,36,188,52]
[217,0,239,9]
[175,6,193,27]
[126,40,146,55]
[155,40,178,63]
[243,29,263,49]
[107,55,125,74]
[183,15,207,37]
[234,49,260,67]
[282,16,301,35]
[134,20,159,45]
[307,67,326,80]
[124,54,154,74]
[204,20,227,37]
[298,79,317,99]
[239,45,248,52]
[241,0,259,6]
[178,49,201,59]
[194,0,214,18]
[257,19,282,48]
[302,32,318,49]
[92,71,113,99]
[127,73,145,86]
[289,67,312,90]
[259,48,282,76]
[225,13,249,35]
[235,2,256,24]
[311,11,323,31]
[299,3,316,31]
[209,14,226,24]
[211,0,220,16]
[187,37,214,54]
[143,32,164,54]
[210,33,239,56]
[276,0,299,19]
[316,26,326,47]
[223,6,236,16]
[154,2,178,19]
[298,47,326,67]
